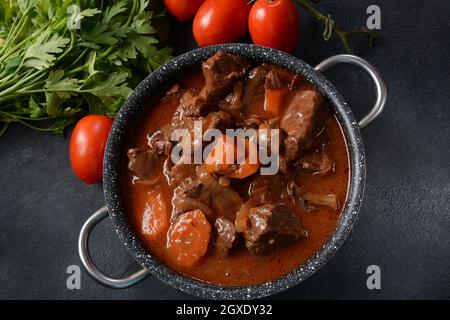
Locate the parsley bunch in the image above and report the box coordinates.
[0,0,172,137]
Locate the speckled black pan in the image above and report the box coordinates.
[101,44,378,299]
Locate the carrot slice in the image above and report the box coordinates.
[226,137,260,179]
[226,162,260,179]
[204,134,260,179]
[203,134,236,174]
[167,210,211,268]
[141,189,170,240]
[264,87,290,117]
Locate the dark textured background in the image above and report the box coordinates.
[1,0,449,299]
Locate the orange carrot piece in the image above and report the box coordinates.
[264,87,290,117]
[226,137,260,179]
[204,134,260,179]
[203,135,236,174]
[167,210,211,268]
[226,162,260,179]
[141,189,170,240]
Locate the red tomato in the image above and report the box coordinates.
[70,115,113,184]
[163,0,204,21]
[249,0,300,53]
[193,0,251,47]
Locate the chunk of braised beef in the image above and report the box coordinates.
[243,114,263,129]
[210,188,243,222]
[178,177,203,198]
[280,90,329,161]
[196,166,243,221]
[147,128,172,156]
[274,67,306,90]
[249,174,284,204]
[171,177,215,222]
[170,89,207,131]
[202,51,251,99]
[127,148,158,181]
[180,89,209,117]
[171,166,244,223]
[286,180,311,212]
[168,163,197,189]
[279,156,289,174]
[240,65,269,112]
[171,109,233,163]
[170,103,195,131]
[257,122,283,156]
[240,64,294,114]
[294,148,334,176]
[171,85,232,133]
[283,136,301,162]
[162,84,185,105]
[220,81,244,114]
[265,70,282,89]
[203,110,233,132]
[243,204,308,256]
[214,217,238,256]
[166,83,183,97]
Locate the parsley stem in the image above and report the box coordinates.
[0,10,23,54]
[67,49,89,70]
[0,72,16,87]
[0,112,61,133]
[66,65,88,76]
[98,46,115,60]
[0,70,31,91]
[0,111,51,121]
[0,70,46,99]
[6,118,61,132]
[127,0,139,25]
[0,122,9,138]
[1,6,33,54]
[0,25,49,65]
[56,31,75,62]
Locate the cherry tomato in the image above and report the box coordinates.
[70,115,113,184]
[193,0,251,47]
[163,0,204,21]
[249,0,300,53]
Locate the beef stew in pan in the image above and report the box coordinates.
[121,51,349,286]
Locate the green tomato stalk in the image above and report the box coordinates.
[296,0,377,53]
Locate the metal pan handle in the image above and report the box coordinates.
[78,206,150,288]
[315,54,387,129]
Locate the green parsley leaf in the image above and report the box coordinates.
[0,0,173,136]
